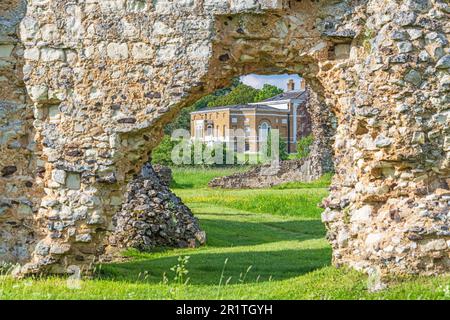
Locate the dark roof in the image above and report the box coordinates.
[262,90,307,102]
[191,104,289,114]
[191,90,307,115]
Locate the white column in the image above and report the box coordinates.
[293,102,298,143]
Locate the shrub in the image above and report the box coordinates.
[152,137,233,166]
[296,134,314,159]
[151,135,176,165]
[266,134,289,161]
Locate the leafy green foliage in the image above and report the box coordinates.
[266,132,289,161]
[278,137,289,161]
[170,256,190,285]
[207,84,260,107]
[164,95,220,135]
[208,83,283,108]
[152,137,238,167]
[254,84,283,102]
[151,135,176,166]
[296,134,314,159]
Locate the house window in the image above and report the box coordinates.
[195,121,204,138]
[244,125,251,137]
[206,124,213,137]
[245,140,250,152]
[259,121,271,141]
[281,119,288,124]
[232,117,238,124]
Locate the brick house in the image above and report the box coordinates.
[190,80,312,154]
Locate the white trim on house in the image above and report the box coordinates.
[190,108,230,115]
[248,99,302,106]
[229,113,301,118]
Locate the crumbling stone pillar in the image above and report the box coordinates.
[0,0,41,265]
[321,0,450,275]
[3,0,447,276]
[106,163,206,256]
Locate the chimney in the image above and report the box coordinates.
[287,79,295,91]
[300,78,306,91]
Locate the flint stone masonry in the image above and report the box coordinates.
[0,0,42,264]
[0,0,447,276]
[152,164,173,187]
[107,163,206,253]
[209,158,326,189]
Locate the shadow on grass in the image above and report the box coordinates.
[98,247,332,285]
[200,219,326,247]
[170,182,195,189]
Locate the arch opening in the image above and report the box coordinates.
[0,0,447,277]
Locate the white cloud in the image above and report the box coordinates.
[240,74,302,92]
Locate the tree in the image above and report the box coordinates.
[266,133,289,162]
[164,94,219,135]
[151,135,176,165]
[207,84,260,107]
[254,84,283,102]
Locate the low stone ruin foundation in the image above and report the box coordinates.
[209,158,326,189]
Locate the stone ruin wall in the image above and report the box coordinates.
[208,158,326,189]
[0,0,206,271]
[0,0,42,265]
[0,0,448,276]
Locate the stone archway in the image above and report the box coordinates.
[1,0,448,276]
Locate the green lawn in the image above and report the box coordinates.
[170,166,251,189]
[0,167,449,300]
[273,173,334,189]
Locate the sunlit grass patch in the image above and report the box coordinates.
[273,173,333,189]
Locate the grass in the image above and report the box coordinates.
[177,189,327,219]
[0,167,448,300]
[170,166,251,189]
[273,173,333,189]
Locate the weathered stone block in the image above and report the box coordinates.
[107,42,128,60]
[127,0,147,12]
[66,173,81,190]
[29,85,48,102]
[351,205,373,223]
[131,42,152,60]
[40,48,65,62]
[51,169,66,185]
[23,48,39,60]
[404,69,422,86]
[0,45,14,58]
[436,55,450,69]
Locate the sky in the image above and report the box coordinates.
[240,74,303,92]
